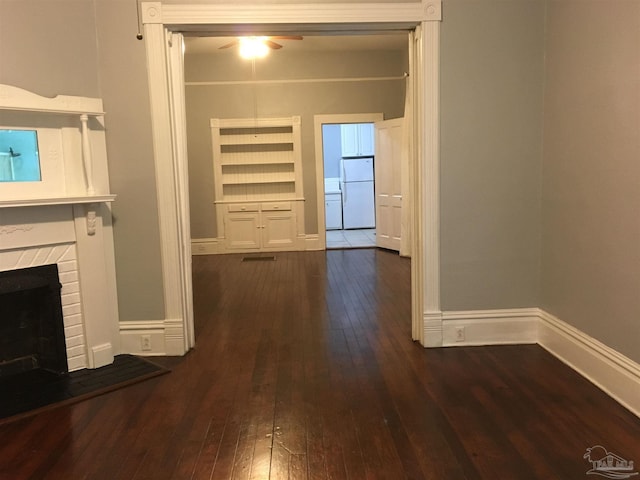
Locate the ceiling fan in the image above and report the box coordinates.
[218,35,303,51]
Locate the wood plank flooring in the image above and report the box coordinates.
[0,249,638,479]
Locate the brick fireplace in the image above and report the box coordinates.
[0,204,119,371]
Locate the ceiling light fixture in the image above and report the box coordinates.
[239,37,270,60]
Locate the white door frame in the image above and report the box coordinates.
[140,1,443,348]
[313,113,384,250]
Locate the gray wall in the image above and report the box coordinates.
[322,124,342,180]
[94,1,165,321]
[0,0,99,97]
[440,0,546,310]
[540,1,640,363]
[185,50,406,237]
[0,0,165,322]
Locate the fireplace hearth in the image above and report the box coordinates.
[0,264,68,379]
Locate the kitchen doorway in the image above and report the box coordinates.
[314,113,383,251]
[323,122,377,249]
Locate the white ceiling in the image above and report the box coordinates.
[184,33,408,55]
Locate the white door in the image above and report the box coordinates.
[374,118,404,251]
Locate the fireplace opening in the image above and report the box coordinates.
[0,264,68,381]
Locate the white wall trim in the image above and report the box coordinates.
[152,1,442,25]
[439,307,640,417]
[419,21,441,347]
[538,310,640,418]
[423,311,443,347]
[191,237,222,255]
[119,319,180,356]
[304,234,322,251]
[442,308,539,346]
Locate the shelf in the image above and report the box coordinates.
[222,178,295,186]
[0,194,116,209]
[0,84,104,116]
[220,134,292,146]
[220,151,294,166]
[212,116,303,213]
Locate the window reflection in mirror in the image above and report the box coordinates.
[0,129,41,182]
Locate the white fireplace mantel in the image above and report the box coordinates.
[0,195,116,209]
[0,85,120,371]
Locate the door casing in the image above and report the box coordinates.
[140,1,443,348]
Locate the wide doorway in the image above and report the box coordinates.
[141,1,442,349]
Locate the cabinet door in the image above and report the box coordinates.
[325,199,342,230]
[225,213,261,250]
[262,211,296,250]
[357,123,375,156]
[340,124,359,157]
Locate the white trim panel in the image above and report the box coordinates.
[192,238,222,255]
[442,308,539,347]
[440,308,640,417]
[304,234,322,251]
[538,310,640,418]
[120,319,185,357]
[149,2,441,25]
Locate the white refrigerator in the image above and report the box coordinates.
[340,157,375,229]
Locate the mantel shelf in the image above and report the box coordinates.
[0,194,116,209]
[0,84,104,116]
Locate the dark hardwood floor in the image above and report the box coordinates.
[0,249,638,479]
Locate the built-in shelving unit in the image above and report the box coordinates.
[210,116,305,253]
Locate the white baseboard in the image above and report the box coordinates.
[191,238,221,255]
[436,307,640,417]
[423,311,443,347]
[442,308,539,347]
[120,320,171,356]
[538,310,640,418]
[191,236,316,254]
[90,343,114,368]
[304,234,322,251]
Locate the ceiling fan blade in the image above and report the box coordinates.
[265,40,283,50]
[218,40,239,49]
[270,35,303,41]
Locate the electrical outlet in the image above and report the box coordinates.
[455,326,465,342]
[141,334,152,351]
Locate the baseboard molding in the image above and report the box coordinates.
[191,238,222,255]
[436,307,640,417]
[90,343,114,369]
[120,320,173,356]
[423,311,443,347]
[191,237,315,254]
[538,310,640,418]
[304,234,322,251]
[442,308,539,347]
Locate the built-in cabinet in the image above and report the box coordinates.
[211,116,305,252]
[324,192,343,230]
[340,123,375,157]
